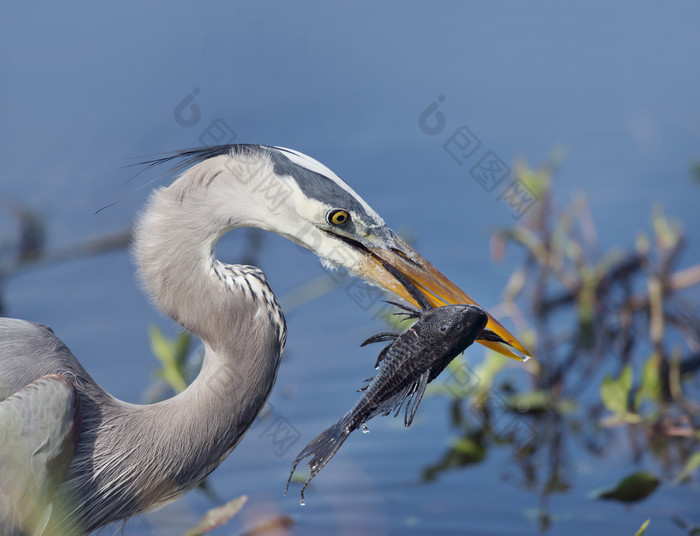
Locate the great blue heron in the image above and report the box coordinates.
[0,144,530,535]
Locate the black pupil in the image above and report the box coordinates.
[334,212,346,223]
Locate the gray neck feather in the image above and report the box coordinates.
[51,161,285,533]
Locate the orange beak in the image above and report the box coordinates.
[356,234,531,361]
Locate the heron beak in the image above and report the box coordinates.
[356,234,532,362]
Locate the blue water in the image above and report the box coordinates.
[1,2,699,535]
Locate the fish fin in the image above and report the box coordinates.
[374,344,393,368]
[285,418,352,501]
[371,383,415,420]
[357,376,375,391]
[376,327,425,364]
[404,371,430,427]
[367,369,431,427]
[360,332,399,346]
[384,301,422,318]
[476,328,508,344]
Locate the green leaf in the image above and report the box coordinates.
[174,331,193,368]
[600,365,632,415]
[635,355,662,410]
[471,352,509,406]
[652,205,682,250]
[505,390,551,414]
[592,471,660,503]
[149,325,172,365]
[148,325,189,394]
[576,268,597,329]
[674,451,700,483]
[450,437,486,463]
[438,355,475,400]
[634,519,650,536]
[475,352,508,388]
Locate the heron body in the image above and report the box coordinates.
[0,145,530,535]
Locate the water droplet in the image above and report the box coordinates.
[300,499,306,506]
[362,424,370,434]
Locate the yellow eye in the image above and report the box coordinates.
[327,209,350,226]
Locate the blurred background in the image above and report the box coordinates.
[1,2,699,535]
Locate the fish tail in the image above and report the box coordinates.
[285,417,352,501]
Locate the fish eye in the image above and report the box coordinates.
[327,209,350,226]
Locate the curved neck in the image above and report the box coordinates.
[66,166,287,531]
[135,173,231,347]
[132,161,285,430]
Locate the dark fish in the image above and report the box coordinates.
[285,263,489,501]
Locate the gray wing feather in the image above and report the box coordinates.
[0,319,87,401]
[0,374,81,536]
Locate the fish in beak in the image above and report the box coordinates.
[355,234,532,362]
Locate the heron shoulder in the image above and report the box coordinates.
[0,318,88,401]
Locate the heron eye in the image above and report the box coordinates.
[327,209,350,226]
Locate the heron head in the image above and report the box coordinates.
[253,146,531,362]
[159,144,531,361]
